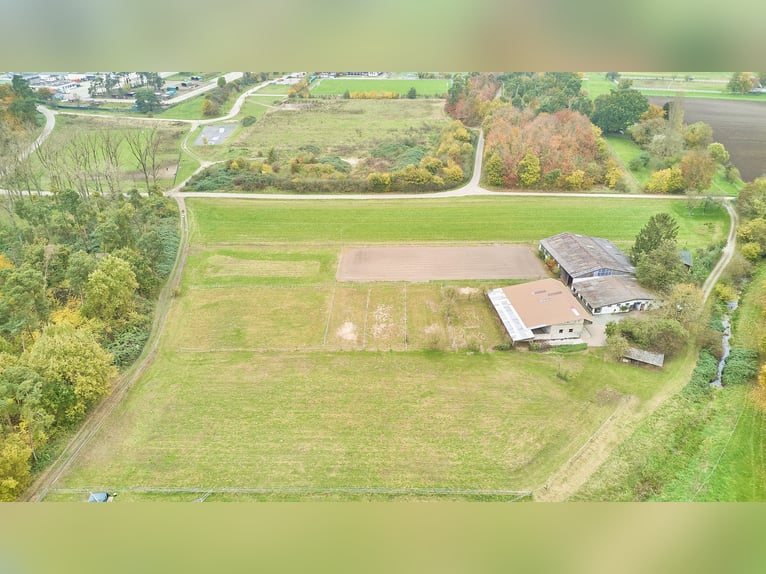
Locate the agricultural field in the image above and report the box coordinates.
[46,196,728,501]
[190,196,728,252]
[310,78,450,97]
[30,114,187,192]
[648,97,766,183]
[188,98,451,164]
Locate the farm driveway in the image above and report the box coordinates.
[336,245,548,282]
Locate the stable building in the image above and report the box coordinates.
[539,233,634,287]
[571,275,657,315]
[488,278,592,345]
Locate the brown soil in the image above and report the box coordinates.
[336,245,548,282]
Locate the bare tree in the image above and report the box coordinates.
[124,127,161,192]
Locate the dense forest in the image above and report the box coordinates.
[0,76,179,500]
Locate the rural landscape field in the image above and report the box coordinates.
[44,197,724,501]
[2,71,766,503]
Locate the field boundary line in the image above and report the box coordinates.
[362,287,371,348]
[692,396,748,500]
[50,486,534,500]
[323,283,337,346]
[403,284,408,350]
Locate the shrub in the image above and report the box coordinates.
[721,348,759,385]
[240,115,256,127]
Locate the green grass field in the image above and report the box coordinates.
[188,196,728,251]
[46,196,729,501]
[311,78,450,97]
[189,98,450,163]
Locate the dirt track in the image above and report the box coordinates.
[337,245,548,282]
[649,97,766,182]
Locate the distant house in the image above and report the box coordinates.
[571,275,657,315]
[623,347,665,368]
[539,233,634,287]
[488,278,592,345]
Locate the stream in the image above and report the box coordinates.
[711,300,738,387]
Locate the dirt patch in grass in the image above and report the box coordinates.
[337,245,548,282]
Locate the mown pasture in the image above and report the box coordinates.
[310,78,450,97]
[46,196,728,501]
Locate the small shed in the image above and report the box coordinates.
[623,347,665,368]
[87,492,116,502]
[679,250,693,270]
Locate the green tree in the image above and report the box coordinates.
[134,89,161,114]
[660,283,704,331]
[0,430,31,501]
[591,88,649,133]
[517,150,541,187]
[630,213,679,263]
[407,87,417,99]
[65,251,97,299]
[217,76,226,88]
[635,240,688,293]
[0,265,50,345]
[27,323,116,424]
[82,255,138,325]
[707,142,730,165]
[683,122,713,149]
[680,150,716,192]
[485,152,504,186]
[727,72,755,93]
[735,177,766,219]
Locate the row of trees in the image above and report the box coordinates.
[3,124,180,210]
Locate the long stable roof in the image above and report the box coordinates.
[572,275,656,309]
[540,233,634,278]
[489,278,592,342]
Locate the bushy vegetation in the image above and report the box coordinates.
[0,190,179,500]
[627,102,738,194]
[187,120,475,193]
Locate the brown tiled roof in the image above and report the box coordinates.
[499,278,592,329]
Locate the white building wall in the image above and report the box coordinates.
[533,321,586,340]
[588,299,655,315]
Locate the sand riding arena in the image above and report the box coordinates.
[336,244,548,282]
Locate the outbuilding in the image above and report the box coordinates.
[571,275,657,315]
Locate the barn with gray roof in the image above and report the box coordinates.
[571,275,657,315]
[539,233,634,287]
